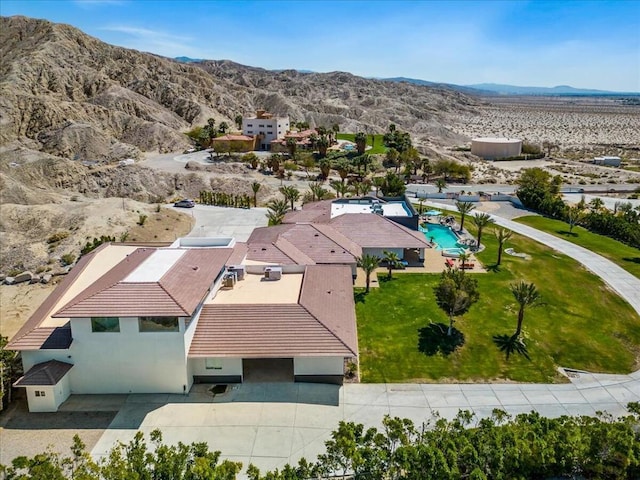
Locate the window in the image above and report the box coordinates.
[247,123,253,127]
[91,317,120,333]
[138,316,179,332]
[247,130,253,134]
[205,358,222,370]
[259,124,265,127]
[35,391,45,397]
[267,131,273,135]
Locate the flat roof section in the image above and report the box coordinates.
[124,249,186,282]
[208,273,303,305]
[381,202,410,217]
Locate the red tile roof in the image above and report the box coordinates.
[7,326,72,351]
[247,223,359,265]
[329,214,429,249]
[189,266,357,358]
[54,248,232,318]
[212,134,254,141]
[6,244,110,351]
[13,360,73,387]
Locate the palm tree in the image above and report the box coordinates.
[286,137,297,160]
[354,132,367,155]
[316,135,329,157]
[280,185,300,211]
[455,201,476,232]
[510,281,541,339]
[382,250,402,279]
[234,114,243,130]
[251,181,261,207]
[331,123,340,143]
[330,180,349,198]
[435,179,447,193]
[494,227,513,266]
[334,160,350,184]
[218,121,229,134]
[589,197,604,212]
[371,177,385,197]
[357,254,380,293]
[265,198,289,226]
[319,159,331,179]
[472,212,495,249]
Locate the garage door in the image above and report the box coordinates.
[243,358,293,382]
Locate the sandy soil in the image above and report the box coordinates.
[0,283,57,338]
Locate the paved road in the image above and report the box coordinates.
[426,201,640,316]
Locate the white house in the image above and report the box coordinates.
[241,110,290,151]
[8,239,357,412]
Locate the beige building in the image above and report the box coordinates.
[471,137,522,160]
[242,110,290,151]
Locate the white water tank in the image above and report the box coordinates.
[471,137,522,160]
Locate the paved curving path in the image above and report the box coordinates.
[426,201,640,316]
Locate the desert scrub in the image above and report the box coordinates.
[47,231,69,244]
[137,214,148,226]
[60,253,76,266]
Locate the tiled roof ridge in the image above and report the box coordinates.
[298,302,356,356]
[274,237,316,265]
[55,248,155,316]
[156,281,191,317]
[310,223,361,256]
[7,243,111,347]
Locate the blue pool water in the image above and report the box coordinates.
[421,224,465,250]
[343,143,355,151]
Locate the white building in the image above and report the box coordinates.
[593,156,622,167]
[9,238,357,412]
[242,110,290,151]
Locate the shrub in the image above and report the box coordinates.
[47,231,69,244]
[60,253,76,266]
[137,214,148,226]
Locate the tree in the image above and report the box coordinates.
[286,137,297,160]
[382,250,402,279]
[334,159,350,184]
[455,201,476,232]
[251,182,261,207]
[435,178,447,193]
[266,198,289,225]
[234,114,243,130]
[516,168,564,216]
[589,197,604,212]
[330,180,349,198]
[243,152,259,169]
[371,176,385,197]
[1,335,21,410]
[384,147,400,172]
[354,132,367,154]
[357,254,380,293]
[218,121,229,134]
[433,268,480,335]
[542,140,559,157]
[566,205,583,233]
[331,123,340,143]
[380,171,406,197]
[316,135,329,157]
[510,281,541,339]
[472,212,495,248]
[318,159,331,179]
[494,227,513,266]
[280,185,300,211]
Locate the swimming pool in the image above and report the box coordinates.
[421,224,466,250]
[342,143,355,151]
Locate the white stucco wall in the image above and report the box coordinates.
[363,247,404,260]
[294,357,344,376]
[25,373,70,412]
[189,357,243,377]
[243,117,289,149]
[66,316,189,394]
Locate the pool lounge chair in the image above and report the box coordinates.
[460,262,475,270]
[445,258,455,268]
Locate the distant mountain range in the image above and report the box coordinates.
[382,77,639,96]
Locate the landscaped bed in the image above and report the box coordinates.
[515,215,640,279]
[356,225,640,383]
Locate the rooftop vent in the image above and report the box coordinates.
[264,266,282,281]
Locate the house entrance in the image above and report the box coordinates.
[243,358,293,382]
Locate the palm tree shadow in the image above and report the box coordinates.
[556,230,578,237]
[418,323,465,356]
[354,292,367,304]
[486,264,501,273]
[622,257,640,265]
[493,334,530,360]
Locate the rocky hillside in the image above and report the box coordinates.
[0,15,478,165]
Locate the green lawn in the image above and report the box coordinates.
[515,215,640,279]
[356,221,640,383]
[337,133,387,154]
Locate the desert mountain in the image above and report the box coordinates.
[0,15,478,164]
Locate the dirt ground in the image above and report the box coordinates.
[0,283,57,338]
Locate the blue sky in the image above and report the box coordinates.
[3,0,639,91]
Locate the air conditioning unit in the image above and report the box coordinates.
[264,266,282,281]
[227,265,246,281]
[222,272,237,288]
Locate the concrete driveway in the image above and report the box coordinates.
[170,204,268,242]
[88,372,639,475]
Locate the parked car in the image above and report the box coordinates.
[174,199,195,208]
